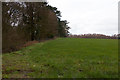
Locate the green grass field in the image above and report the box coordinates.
[2,38,118,78]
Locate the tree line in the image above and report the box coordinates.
[2,2,70,53]
[69,34,119,39]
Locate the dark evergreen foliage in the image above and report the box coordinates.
[2,2,70,53]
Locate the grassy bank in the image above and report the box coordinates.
[2,38,118,78]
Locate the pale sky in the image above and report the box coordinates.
[48,0,119,36]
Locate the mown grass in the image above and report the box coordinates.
[2,38,118,78]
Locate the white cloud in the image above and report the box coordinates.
[48,0,119,35]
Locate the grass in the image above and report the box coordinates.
[2,38,118,78]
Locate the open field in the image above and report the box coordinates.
[2,38,118,78]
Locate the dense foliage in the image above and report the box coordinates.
[2,2,70,53]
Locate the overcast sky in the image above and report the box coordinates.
[48,0,119,35]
